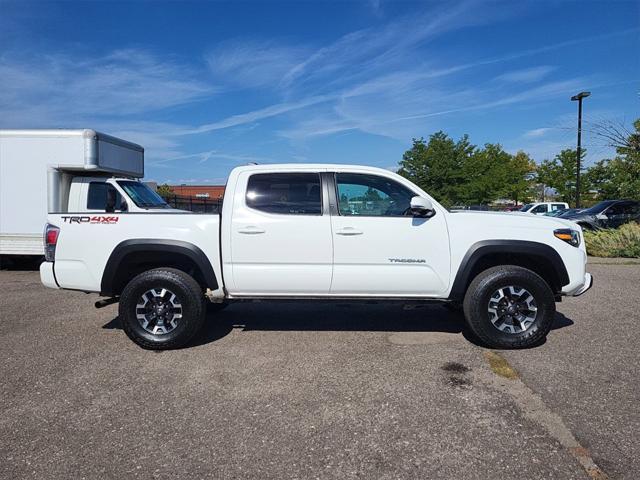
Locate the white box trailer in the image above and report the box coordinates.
[0,129,144,257]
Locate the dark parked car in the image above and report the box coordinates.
[544,208,583,218]
[562,200,640,230]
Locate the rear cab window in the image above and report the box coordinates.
[246,173,322,215]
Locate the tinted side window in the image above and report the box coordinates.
[531,204,547,213]
[621,202,640,215]
[628,202,640,215]
[246,173,322,215]
[606,203,626,215]
[336,173,414,217]
[552,204,565,211]
[87,182,123,211]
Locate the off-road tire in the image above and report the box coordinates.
[119,268,205,350]
[463,265,555,349]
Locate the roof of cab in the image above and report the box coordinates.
[231,163,397,174]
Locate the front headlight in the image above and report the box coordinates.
[554,228,580,247]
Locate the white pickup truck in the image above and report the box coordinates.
[40,164,592,349]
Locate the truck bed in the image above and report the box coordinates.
[44,212,221,292]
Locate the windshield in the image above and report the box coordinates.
[581,201,615,215]
[519,203,533,212]
[117,181,170,209]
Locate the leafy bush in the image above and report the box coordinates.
[583,222,640,258]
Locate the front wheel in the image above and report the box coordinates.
[119,268,206,350]
[463,266,555,349]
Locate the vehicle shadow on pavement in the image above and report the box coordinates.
[0,257,44,271]
[102,303,574,349]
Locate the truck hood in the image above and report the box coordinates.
[448,210,580,230]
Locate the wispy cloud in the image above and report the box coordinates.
[190,17,636,143]
[177,94,335,135]
[524,127,553,138]
[1,1,635,179]
[206,39,307,89]
[0,49,215,125]
[152,149,272,166]
[496,66,555,83]
[280,0,514,93]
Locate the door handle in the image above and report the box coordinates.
[237,226,265,234]
[335,227,363,236]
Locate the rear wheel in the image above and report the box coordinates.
[119,268,205,349]
[463,266,555,348]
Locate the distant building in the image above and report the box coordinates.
[168,185,225,200]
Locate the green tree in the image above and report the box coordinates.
[585,119,640,200]
[363,187,382,201]
[504,151,537,205]
[458,143,511,205]
[536,149,588,206]
[398,132,474,207]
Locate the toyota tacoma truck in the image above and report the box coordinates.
[40,164,592,349]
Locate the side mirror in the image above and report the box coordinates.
[410,196,435,218]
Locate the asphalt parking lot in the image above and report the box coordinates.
[1,263,638,479]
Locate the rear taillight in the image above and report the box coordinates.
[44,223,60,262]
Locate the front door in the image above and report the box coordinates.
[228,171,333,295]
[329,172,450,296]
[604,201,639,228]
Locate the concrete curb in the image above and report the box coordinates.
[588,256,640,265]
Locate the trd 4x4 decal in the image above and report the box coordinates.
[61,216,119,224]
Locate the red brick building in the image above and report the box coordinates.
[168,185,225,200]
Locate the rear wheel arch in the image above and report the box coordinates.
[449,240,570,301]
[101,239,218,296]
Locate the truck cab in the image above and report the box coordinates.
[519,202,569,215]
[67,177,171,213]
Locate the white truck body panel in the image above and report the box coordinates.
[445,211,588,294]
[50,213,221,292]
[226,168,333,294]
[0,129,144,256]
[42,163,589,299]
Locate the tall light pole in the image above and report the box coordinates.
[571,91,590,208]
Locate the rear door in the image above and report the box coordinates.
[227,171,333,295]
[328,172,450,296]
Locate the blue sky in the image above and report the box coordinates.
[1,0,638,185]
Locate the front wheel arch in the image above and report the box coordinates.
[449,240,569,302]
